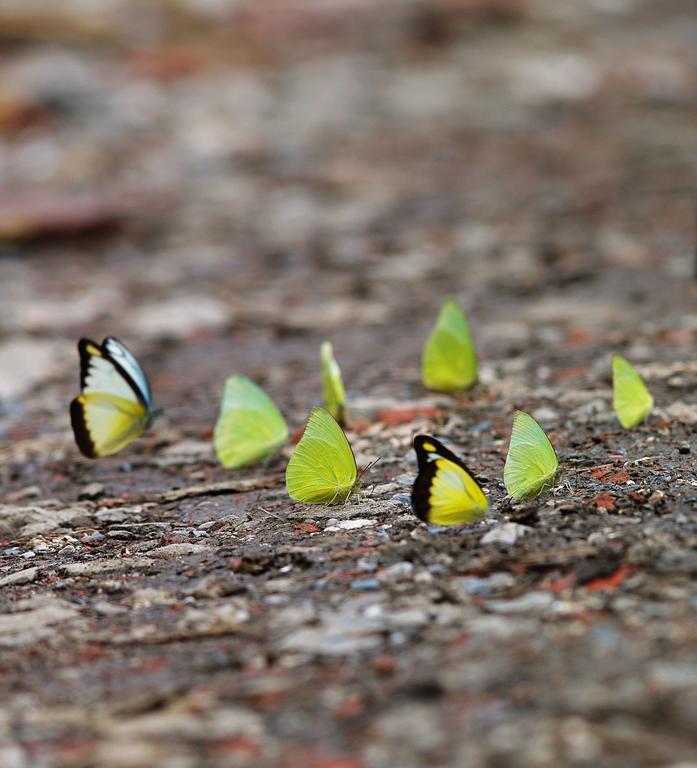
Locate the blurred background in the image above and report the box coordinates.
[0,0,695,431]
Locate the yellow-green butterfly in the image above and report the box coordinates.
[214,375,288,469]
[503,410,559,500]
[422,299,477,393]
[70,337,154,458]
[286,407,357,504]
[612,354,653,429]
[320,341,347,426]
[411,435,488,526]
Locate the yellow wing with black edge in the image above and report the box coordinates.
[70,337,153,458]
[411,435,488,525]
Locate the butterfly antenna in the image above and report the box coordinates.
[358,457,381,482]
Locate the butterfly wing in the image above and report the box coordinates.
[286,407,357,504]
[503,410,559,499]
[214,375,288,469]
[70,338,151,458]
[422,299,477,393]
[411,435,488,525]
[101,337,153,409]
[613,354,653,429]
[320,341,347,426]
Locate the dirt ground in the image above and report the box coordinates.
[1,1,696,766]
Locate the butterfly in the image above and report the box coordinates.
[503,410,559,500]
[612,354,653,429]
[422,299,477,393]
[320,341,347,426]
[70,337,154,458]
[214,375,288,469]
[286,406,357,504]
[411,435,488,526]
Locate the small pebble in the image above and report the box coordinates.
[106,530,134,540]
[4,547,22,556]
[381,561,414,581]
[79,482,105,500]
[21,551,37,559]
[351,578,381,591]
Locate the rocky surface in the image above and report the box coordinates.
[1,0,696,766]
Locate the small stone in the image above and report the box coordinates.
[451,572,516,598]
[60,557,154,576]
[5,485,41,501]
[487,591,554,614]
[150,543,211,558]
[4,548,22,557]
[356,558,379,573]
[188,573,245,599]
[106,530,134,540]
[351,578,381,591]
[96,506,142,524]
[131,588,176,608]
[324,518,376,532]
[94,601,127,616]
[481,523,532,545]
[414,569,433,585]
[380,562,414,582]
[0,566,39,587]
[21,551,36,560]
[264,578,294,593]
[79,482,105,500]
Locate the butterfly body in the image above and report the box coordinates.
[503,410,559,500]
[70,337,154,458]
[286,407,357,504]
[411,435,488,525]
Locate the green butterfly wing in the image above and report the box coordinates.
[286,407,357,504]
[320,341,347,426]
[422,299,477,393]
[612,354,653,429]
[214,375,288,469]
[503,410,559,500]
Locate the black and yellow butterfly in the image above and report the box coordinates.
[411,435,488,525]
[70,337,155,458]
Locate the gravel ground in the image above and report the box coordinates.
[0,1,696,766]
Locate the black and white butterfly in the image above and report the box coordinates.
[70,337,154,458]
